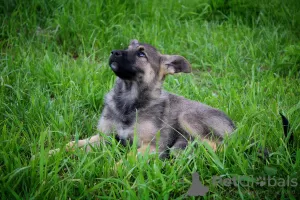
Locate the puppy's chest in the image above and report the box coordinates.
[109,100,167,141]
[114,106,164,139]
[116,119,159,144]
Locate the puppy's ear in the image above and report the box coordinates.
[129,39,139,48]
[161,55,191,75]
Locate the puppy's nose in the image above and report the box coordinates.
[111,50,122,57]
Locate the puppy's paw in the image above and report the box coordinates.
[114,151,137,170]
[66,141,76,152]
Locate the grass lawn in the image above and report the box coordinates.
[1,0,300,199]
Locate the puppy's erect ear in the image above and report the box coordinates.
[161,55,191,75]
[129,39,139,48]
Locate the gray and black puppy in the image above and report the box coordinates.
[67,39,235,158]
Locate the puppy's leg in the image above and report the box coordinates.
[66,134,102,152]
[137,143,156,155]
[48,107,114,157]
[46,133,103,157]
[114,143,156,169]
[68,107,114,152]
[178,113,219,151]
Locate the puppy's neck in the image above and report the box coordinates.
[114,78,162,107]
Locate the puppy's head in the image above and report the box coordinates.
[109,39,191,84]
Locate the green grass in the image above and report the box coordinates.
[1,0,300,199]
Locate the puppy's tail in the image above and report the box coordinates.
[246,112,295,161]
[279,112,294,144]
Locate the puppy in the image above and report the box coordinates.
[66,39,235,158]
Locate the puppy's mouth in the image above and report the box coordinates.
[109,61,138,80]
[110,62,118,71]
[109,55,143,80]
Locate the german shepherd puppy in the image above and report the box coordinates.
[66,39,235,158]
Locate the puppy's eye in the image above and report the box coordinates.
[137,51,146,57]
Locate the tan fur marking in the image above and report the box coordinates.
[137,121,158,144]
[66,134,101,152]
[178,114,205,138]
[158,64,168,80]
[137,144,156,154]
[202,139,217,151]
[114,143,156,169]
[143,63,156,83]
[178,114,218,151]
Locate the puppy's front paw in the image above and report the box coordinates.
[66,141,76,152]
[114,151,137,170]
